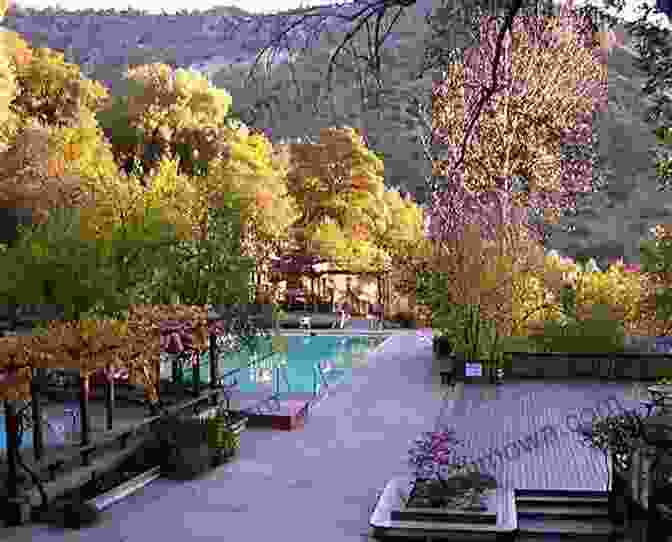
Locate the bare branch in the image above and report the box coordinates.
[437,0,525,190]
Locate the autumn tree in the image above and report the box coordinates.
[0,28,122,327]
[424,4,622,340]
[205,124,298,286]
[278,126,390,272]
[92,62,298,299]
[94,62,235,185]
[429,3,612,246]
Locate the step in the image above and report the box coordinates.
[517,533,628,542]
[515,488,609,500]
[25,435,147,508]
[517,517,622,537]
[516,504,609,519]
[515,494,609,506]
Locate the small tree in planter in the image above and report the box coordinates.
[207,404,248,465]
[406,427,497,510]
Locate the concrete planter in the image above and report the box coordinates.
[392,477,497,524]
[370,477,516,540]
[391,492,497,525]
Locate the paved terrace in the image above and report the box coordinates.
[2,326,648,542]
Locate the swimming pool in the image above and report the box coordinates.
[178,334,389,394]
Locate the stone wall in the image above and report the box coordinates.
[434,347,672,382]
[507,352,672,381]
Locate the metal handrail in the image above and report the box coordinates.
[312,361,331,399]
[273,364,291,396]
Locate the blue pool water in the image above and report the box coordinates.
[182,334,389,394]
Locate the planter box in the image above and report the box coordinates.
[391,490,497,525]
[370,477,516,541]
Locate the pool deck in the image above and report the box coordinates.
[2,323,648,542]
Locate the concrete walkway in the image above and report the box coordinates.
[3,330,447,542]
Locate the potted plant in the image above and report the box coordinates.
[400,427,497,515]
[207,405,248,465]
[436,303,507,384]
[579,411,645,491]
[433,333,453,357]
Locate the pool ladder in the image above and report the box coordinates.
[312,360,344,400]
[246,365,292,416]
[273,365,291,396]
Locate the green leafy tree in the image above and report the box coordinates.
[0,206,132,323]
[138,191,256,307]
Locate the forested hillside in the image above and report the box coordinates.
[1,2,672,266]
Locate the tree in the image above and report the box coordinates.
[207,0,620,230]
[0,3,269,410]
[428,2,612,245]
[575,1,672,193]
[0,30,139,235]
[0,206,127,322]
[136,189,256,308]
[94,62,235,186]
[277,125,392,272]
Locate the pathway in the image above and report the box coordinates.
[3,330,447,542]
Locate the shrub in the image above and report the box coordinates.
[527,304,626,354]
[152,413,214,480]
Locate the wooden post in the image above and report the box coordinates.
[311,275,317,313]
[193,349,200,397]
[209,331,218,390]
[172,353,181,385]
[79,373,91,450]
[209,331,219,408]
[31,368,44,462]
[104,365,114,431]
[4,400,19,499]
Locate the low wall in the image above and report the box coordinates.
[434,351,672,382]
[507,352,672,381]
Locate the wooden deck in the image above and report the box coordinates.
[440,380,646,492]
[0,383,220,512]
[0,396,152,499]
